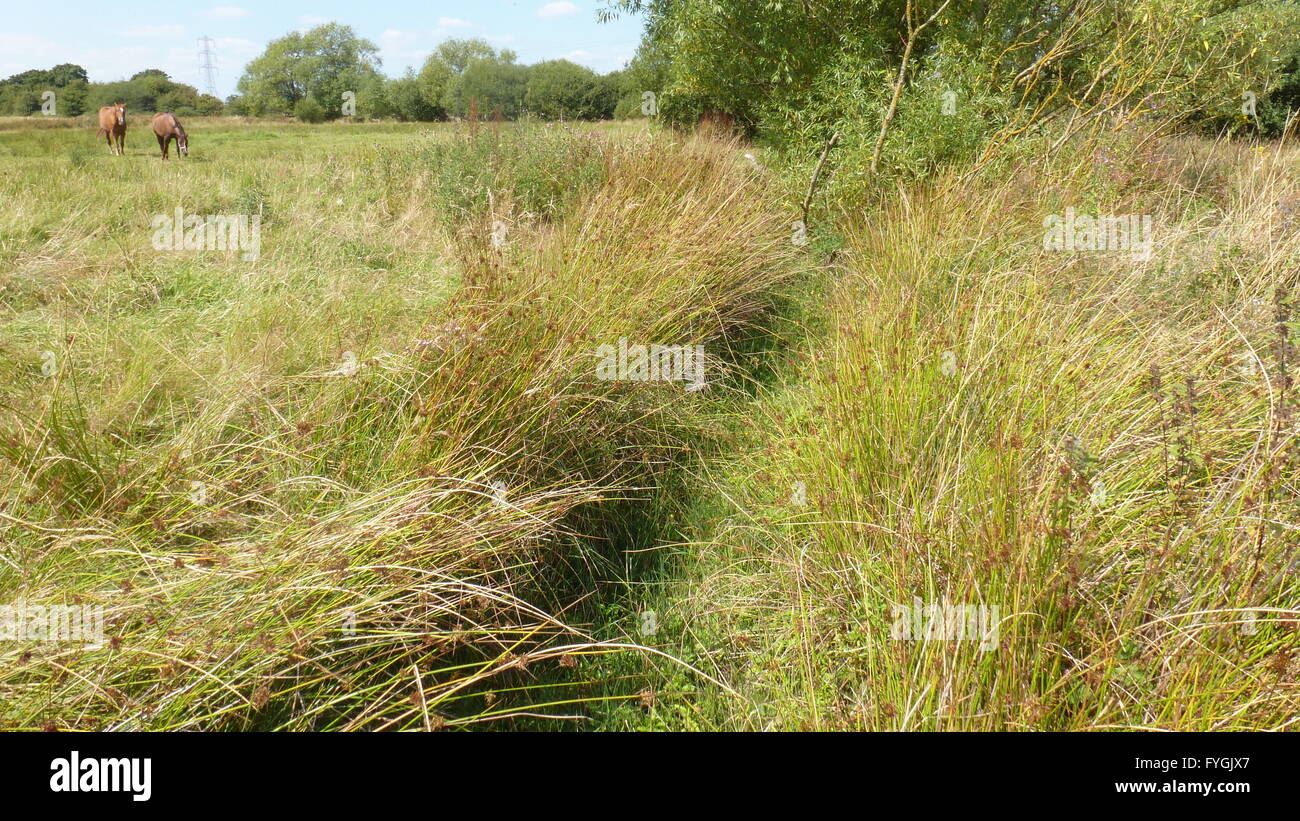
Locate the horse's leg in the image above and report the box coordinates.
[157,134,166,160]
[118,130,125,156]
[102,128,113,154]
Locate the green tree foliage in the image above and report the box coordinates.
[416,40,625,121]
[1189,3,1300,137]
[1260,58,1300,135]
[432,38,498,75]
[84,70,219,117]
[293,96,327,123]
[4,25,629,123]
[0,86,40,116]
[193,94,226,116]
[584,72,621,120]
[443,49,530,119]
[525,59,614,119]
[606,0,1300,182]
[351,71,394,119]
[59,80,89,116]
[416,59,454,120]
[0,63,90,115]
[386,71,437,121]
[237,23,382,118]
[418,37,627,122]
[0,63,88,89]
[416,40,530,120]
[417,39,511,120]
[611,40,671,119]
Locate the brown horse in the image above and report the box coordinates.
[97,103,127,155]
[151,112,188,160]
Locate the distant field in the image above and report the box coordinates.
[0,116,464,159]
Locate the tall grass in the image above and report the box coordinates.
[629,132,1300,730]
[0,121,800,729]
[5,115,1293,732]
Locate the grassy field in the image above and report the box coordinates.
[0,115,1296,730]
[615,135,1300,730]
[0,116,803,729]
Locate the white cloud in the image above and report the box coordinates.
[378,30,427,74]
[203,6,250,18]
[299,15,329,28]
[121,25,185,39]
[0,32,61,79]
[437,17,473,28]
[0,29,259,99]
[558,43,638,73]
[537,2,579,18]
[215,37,258,52]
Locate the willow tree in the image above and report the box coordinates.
[603,0,1300,152]
[236,23,382,118]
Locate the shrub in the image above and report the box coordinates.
[294,97,327,123]
[412,126,608,227]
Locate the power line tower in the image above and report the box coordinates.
[197,36,218,97]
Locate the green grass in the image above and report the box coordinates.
[0,117,804,729]
[602,135,1300,731]
[1,116,1295,731]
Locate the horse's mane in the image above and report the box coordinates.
[174,120,186,138]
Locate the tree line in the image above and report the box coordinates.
[0,65,224,117]
[229,24,645,122]
[602,0,1300,176]
[1,22,652,122]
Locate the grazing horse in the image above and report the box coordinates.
[151,112,188,160]
[97,103,127,155]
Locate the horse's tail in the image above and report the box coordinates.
[96,127,107,137]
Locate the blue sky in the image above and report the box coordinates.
[0,2,645,99]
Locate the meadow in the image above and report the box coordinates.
[0,115,1296,730]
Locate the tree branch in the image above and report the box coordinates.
[870,0,952,174]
